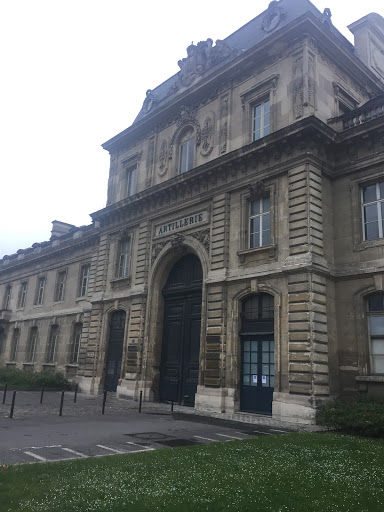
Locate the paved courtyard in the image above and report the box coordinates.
[0,390,305,465]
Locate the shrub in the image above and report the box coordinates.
[0,368,71,390]
[316,397,384,437]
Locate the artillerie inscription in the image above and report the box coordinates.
[155,211,208,237]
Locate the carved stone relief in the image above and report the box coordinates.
[219,95,229,154]
[146,137,155,188]
[191,229,210,252]
[169,106,201,160]
[249,180,269,199]
[151,240,167,265]
[261,1,286,33]
[158,140,168,176]
[293,56,304,119]
[201,115,214,157]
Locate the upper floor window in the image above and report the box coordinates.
[35,276,46,305]
[10,328,20,361]
[249,195,271,249]
[46,325,58,363]
[368,294,384,374]
[72,323,82,363]
[3,285,11,310]
[18,281,28,309]
[55,271,67,302]
[117,239,131,278]
[362,181,384,241]
[126,165,137,198]
[27,327,38,362]
[253,99,270,141]
[179,137,195,174]
[0,327,5,355]
[79,264,90,297]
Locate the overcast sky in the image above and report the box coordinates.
[1,0,383,258]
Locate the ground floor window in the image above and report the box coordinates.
[368,294,384,374]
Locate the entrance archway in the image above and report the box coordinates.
[104,310,126,392]
[240,294,274,414]
[159,253,202,406]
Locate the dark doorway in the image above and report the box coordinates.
[159,253,202,406]
[104,310,126,392]
[240,294,274,415]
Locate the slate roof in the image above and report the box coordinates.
[133,0,353,125]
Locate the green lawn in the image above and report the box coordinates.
[1,433,384,512]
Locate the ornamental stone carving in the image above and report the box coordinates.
[200,115,214,157]
[151,240,167,265]
[249,180,268,199]
[293,56,304,119]
[171,233,185,248]
[191,229,210,252]
[169,107,201,160]
[158,140,168,176]
[262,1,285,33]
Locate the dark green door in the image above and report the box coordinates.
[160,254,202,406]
[105,310,126,392]
[240,294,274,415]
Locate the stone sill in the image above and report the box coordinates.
[65,364,79,368]
[237,245,276,262]
[356,376,384,383]
[23,362,34,366]
[42,363,56,367]
[110,276,131,289]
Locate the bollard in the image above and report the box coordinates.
[40,385,45,404]
[9,391,16,419]
[171,400,174,412]
[74,383,78,403]
[102,390,107,415]
[2,383,7,404]
[139,390,143,413]
[59,391,65,416]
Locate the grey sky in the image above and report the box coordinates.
[1,0,383,258]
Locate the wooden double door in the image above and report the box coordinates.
[104,310,126,392]
[159,254,202,406]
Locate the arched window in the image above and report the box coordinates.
[27,327,38,362]
[178,127,195,174]
[368,294,384,374]
[46,325,59,363]
[71,323,82,364]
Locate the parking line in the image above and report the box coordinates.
[61,448,88,458]
[126,442,154,451]
[24,451,47,462]
[216,433,244,440]
[270,429,289,433]
[193,435,217,442]
[253,430,273,435]
[96,445,125,454]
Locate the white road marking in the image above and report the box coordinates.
[193,435,217,442]
[253,430,272,435]
[126,442,154,451]
[216,433,244,440]
[96,445,125,454]
[24,451,47,461]
[61,447,88,458]
[270,429,289,433]
[11,445,62,451]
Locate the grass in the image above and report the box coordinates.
[1,433,384,512]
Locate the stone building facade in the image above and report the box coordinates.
[1,0,384,423]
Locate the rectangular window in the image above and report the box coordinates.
[10,328,20,361]
[4,285,11,310]
[55,271,67,302]
[47,325,58,363]
[118,239,131,278]
[249,195,271,248]
[126,165,137,198]
[179,138,195,174]
[72,323,82,363]
[362,180,384,241]
[79,264,90,297]
[18,282,28,309]
[27,327,38,362]
[253,99,270,141]
[35,277,46,305]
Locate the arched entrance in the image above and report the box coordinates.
[240,294,274,414]
[159,253,202,406]
[104,310,126,392]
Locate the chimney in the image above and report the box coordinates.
[348,13,384,83]
[51,220,76,238]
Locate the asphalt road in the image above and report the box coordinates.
[0,391,296,465]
